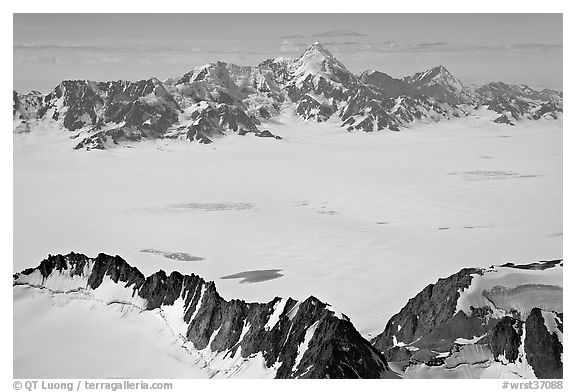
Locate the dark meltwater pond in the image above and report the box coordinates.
[220,269,284,283]
[140,249,205,262]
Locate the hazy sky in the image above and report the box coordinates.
[13,14,562,92]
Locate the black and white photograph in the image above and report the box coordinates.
[9,7,567,386]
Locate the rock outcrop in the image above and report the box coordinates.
[372,260,563,378]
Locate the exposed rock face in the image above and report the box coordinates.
[13,252,397,379]
[476,82,562,102]
[489,317,523,362]
[402,65,477,105]
[372,267,482,352]
[183,103,260,144]
[13,90,44,133]
[284,43,463,131]
[524,308,563,379]
[359,66,477,106]
[13,90,43,119]
[533,101,563,120]
[473,82,563,125]
[13,42,563,149]
[493,114,515,125]
[360,68,563,126]
[373,260,563,378]
[358,70,409,98]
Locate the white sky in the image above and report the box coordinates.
[13,14,562,92]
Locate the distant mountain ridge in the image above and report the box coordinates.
[13,42,563,150]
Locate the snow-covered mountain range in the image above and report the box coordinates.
[14,253,562,379]
[13,42,562,150]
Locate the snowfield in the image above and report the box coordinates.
[13,285,211,379]
[14,109,562,344]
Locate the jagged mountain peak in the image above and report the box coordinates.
[179,61,232,84]
[431,64,449,73]
[148,76,164,86]
[290,42,355,86]
[358,69,390,78]
[411,65,459,84]
[401,65,476,105]
[303,41,334,57]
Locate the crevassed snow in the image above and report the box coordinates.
[14,264,147,310]
[404,361,535,379]
[91,276,147,309]
[444,344,492,369]
[14,283,278,379]
[406,324,536,379]
[455,264,562,318]
[159,292,190,338]
[15,259,93,291]
[13,285,210,379]
[210,351,276,379]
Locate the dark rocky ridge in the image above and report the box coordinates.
[359,68,562,126]
[371,267,482,351]
[13,43,563,149]
[524,308,563,379]
[14,252,397,379]
[372,260,563,378]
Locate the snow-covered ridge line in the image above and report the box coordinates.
[13,252,397,379]
[371,259,563,379]
[13,42,562,148]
